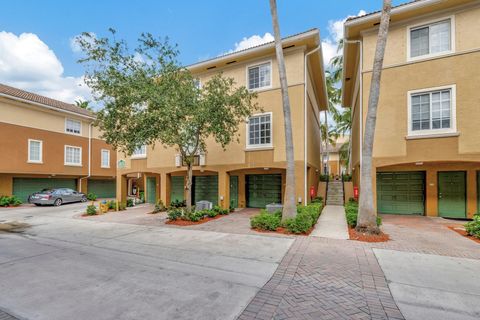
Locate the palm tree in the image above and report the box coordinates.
[269,0,297,220]
[75,100,91,110]
[357,0,392,234]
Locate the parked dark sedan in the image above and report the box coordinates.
[28,188,87,206]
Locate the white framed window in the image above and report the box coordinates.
[131,145,147,159]
[407,17,454,61]
[247,61,272,90]
[407,85,456,137]
[246,112,273,149]
[65,118,82,135]
[64,145,82,166]
[28,139,43,163]
[101,149,110,168]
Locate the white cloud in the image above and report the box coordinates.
[0,31,91,103]
[322,10,367,66]
[223,32,274,55]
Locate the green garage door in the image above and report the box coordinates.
[13,178,77,203]
[377,172,425,215]
[193,175,218,205]
[87,179,116,198]
[246,174,282,208]
[170,176,184,203]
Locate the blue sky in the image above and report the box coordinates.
[0,0,404,102]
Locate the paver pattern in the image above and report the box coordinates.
[239,214,478,320]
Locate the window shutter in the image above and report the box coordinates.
[175,154,181,167]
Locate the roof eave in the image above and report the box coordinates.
[187,29,319,71]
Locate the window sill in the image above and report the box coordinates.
[405,132,459,140]
[131,156,147,160]
[101,166,111,169]
[65,131,82,136]
[407,50,454,63]
[27,161,43,164]
[64,163,83,167]
[245,146,274,152]
[248,86,272,93]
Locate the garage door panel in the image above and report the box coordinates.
[377,171,425,215]
[13,178,77,203]
[246,174,282,208]
[88,180,116,199]
[193,175,218,205]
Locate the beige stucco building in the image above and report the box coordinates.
[0,84,117,201]
[343,0,480,218]
[116,29,328,209]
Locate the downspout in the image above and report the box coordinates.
[344,39,363,173]
[79,123,92,192]
[304,45,321,205]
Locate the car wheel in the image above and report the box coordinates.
[81,196,87,202]
[54,198,62,207]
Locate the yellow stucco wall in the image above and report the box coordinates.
[349,3,480,216]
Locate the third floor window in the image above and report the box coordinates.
[409,18,452,59]
[248,62,271,90]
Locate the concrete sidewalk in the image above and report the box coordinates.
[310,205,349,239]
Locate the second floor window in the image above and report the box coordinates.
[410,19,451,59]
[247,113,272,148]
[410,86,455,135]
[101,149,110,168]
[65,146,82,166]
[248,62,271,90]
[28,139,42,163]
[66,119,81,135]
[132,145,147,158]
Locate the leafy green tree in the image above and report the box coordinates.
[75,29,258,210]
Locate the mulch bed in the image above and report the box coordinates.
[448,226,480,244]
[348,227,390,242]
[252,226,314,236]
[165,214,226,226]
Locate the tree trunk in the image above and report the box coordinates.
[185,163,193,211]
[269,0,297,221]
[357,0,392,234]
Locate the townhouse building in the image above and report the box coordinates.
[116,29,328,209]
[343,0,480,218]
[0,83,116,201]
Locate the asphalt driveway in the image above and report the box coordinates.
[0,203,294,320]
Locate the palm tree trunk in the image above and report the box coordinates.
[269,0,297,220]
[357,0,392,234]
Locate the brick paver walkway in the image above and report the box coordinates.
[238,214,479,320]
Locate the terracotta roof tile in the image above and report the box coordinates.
[0,83,94,118]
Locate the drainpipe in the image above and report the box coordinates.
[79,123,92,192]
[344,39,363,173]
[304,45,321,205]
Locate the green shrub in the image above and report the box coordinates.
[86,205,97,215]
[153,200,167,213]
[170,199,186,208]
[107,200,117,210]
[204,209,218,218]
[212,205,229,215]
[311,196,323,204]
[126,198,134,207]
[282,203,323,234]
[167,208,183,221]
[117,202,126,211]
[0,196,22,207]
[87,193,97,201]
[344,200,382,227]
[250,210,281,231]
[465,214,480,239]
[229,206,235,212]
[0,196,10,207]
[319,174,329,182]
[342,174,352,182]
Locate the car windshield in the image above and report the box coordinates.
[40,189,54,193]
